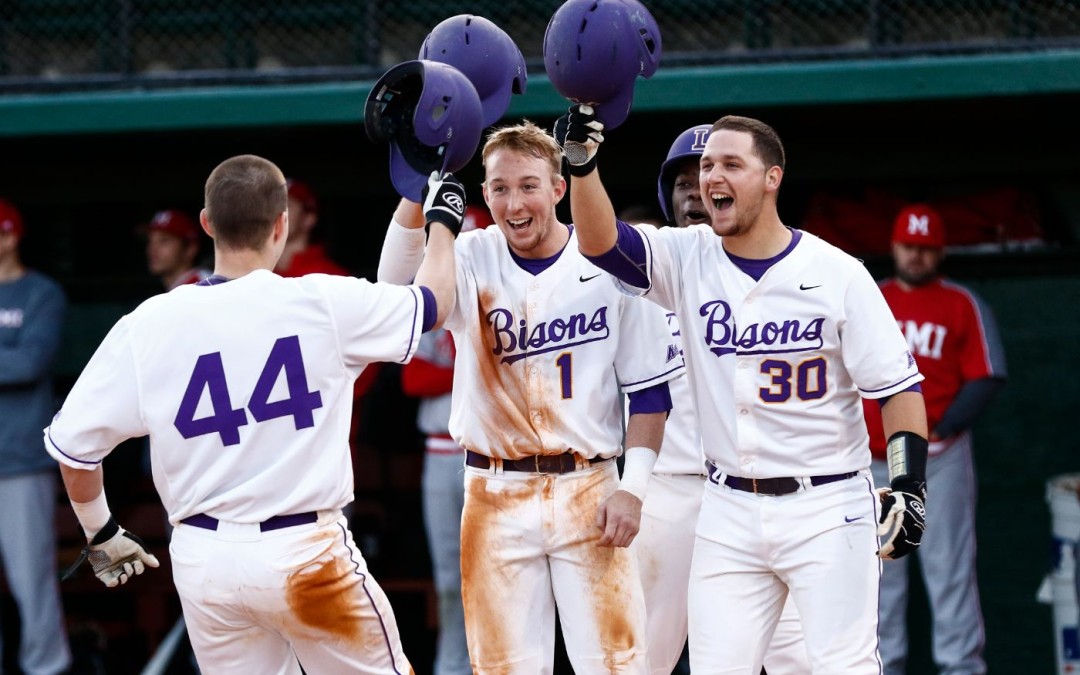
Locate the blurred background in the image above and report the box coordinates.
[1,0,1078,673]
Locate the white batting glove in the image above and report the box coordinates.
[65,516,160,587]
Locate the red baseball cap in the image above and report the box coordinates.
[148,209,200,244]
[0,199,24,238]
[287,179,318,214]
[892,204,945,248]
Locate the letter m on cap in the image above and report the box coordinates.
[908,214,930,236]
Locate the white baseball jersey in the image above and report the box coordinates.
[633,225,921,477]
[45,269,426,524]
[444,226,684,460]
[652,315,705,475]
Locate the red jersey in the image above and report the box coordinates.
[277,244,349,278]
[864,277,1005,457]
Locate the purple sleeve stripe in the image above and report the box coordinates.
[46,428,101,465]
[582,219,649,289]
[622,363,685,390]
[860,371,923,395]
[418,286,437,333]
[876,382,923,409]
[628,381,673,415]
[400,286,421,363]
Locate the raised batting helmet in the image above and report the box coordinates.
[365,60,484,202]
[542,0,661,130]
[657,124,711,222]
[419,15,527,128]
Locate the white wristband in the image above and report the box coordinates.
[70,491,111,539]
[377,218,428,285]
[619,446,659,501]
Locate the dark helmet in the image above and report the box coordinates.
[419,15,527,128]
[542,0,662,130]
[657,124,711,222]
[365,60,484,202]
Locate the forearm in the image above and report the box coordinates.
[60,464,105,504]
[413,225,457,329]
[880,390,928,440]
[569,169,618,256]
[377,199,426,284]
[625,410,666,452]
[934,377,1006,438]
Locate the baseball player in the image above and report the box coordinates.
[45,154,465,674]
[275,178,350,277]
[378,121,684,674]
[144,209,211,290]
[864,204,1006,675]
[631,125,810,675]
[558,107,930,674]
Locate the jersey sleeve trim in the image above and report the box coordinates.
[620,362,685,392]
[44,427,101,468]
[859,371,925,398]
[398,285,424,364]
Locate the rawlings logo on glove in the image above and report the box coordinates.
[422,171,467,237]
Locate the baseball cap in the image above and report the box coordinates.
[0,199,24,238]
[287,179,318,214]
[147,209,200,244]
[892,203,945,248]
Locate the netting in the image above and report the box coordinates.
[1,0,1078,91]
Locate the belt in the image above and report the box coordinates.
[465,450,610,474]
[181,511,319,532]
[707,461,859,496]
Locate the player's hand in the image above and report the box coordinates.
[876,487,926,560]
[421,172,466,237]
[77,516,160,587]
[553,104,604,176]
[595,490,642,548]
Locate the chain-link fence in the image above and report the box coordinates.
[1,0,1078,92]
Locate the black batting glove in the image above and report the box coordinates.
[553,104,604,177]
[422,171,466,237]
[876,480,926,560]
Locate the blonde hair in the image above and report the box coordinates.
[481,121,563,182]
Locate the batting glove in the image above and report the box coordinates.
[553,104,604,176]
[422,171,467,237]
[876,485,926,560]
[63,516,160,587]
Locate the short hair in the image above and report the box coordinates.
[204,155,287,250]
[711,116,786,172]
[481,121,563,183]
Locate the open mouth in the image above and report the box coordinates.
[684,209,709,224]
[507,217,531,231]
[711,194,734,211]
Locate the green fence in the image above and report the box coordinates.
[1,0,1079,91]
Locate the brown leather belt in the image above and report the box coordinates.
[465,450,610,474]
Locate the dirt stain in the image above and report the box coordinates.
[285,543,371,647]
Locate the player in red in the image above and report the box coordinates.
[145,209,210,289]
[864,203,1007,675]
[275,178,349,277]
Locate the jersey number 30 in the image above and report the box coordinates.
[174,335,324,446]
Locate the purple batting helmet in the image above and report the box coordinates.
[658,124,711,222]
[365,60,483,202]
[542,0,661,130]
[419,15,527,128]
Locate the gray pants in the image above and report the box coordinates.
[0,471,72,675]
[872,433,986,675]
[422,451,470,675]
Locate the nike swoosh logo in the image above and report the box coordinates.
[579,274,600,282]
[844,516,864,523]
[799,283,822,291]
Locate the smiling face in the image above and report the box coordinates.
[699,128,783,239]
[670,159,709,228]
[482,148,567,259]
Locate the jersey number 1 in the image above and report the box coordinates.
[174,335,324,446]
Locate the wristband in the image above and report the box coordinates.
[566,155,598,178]
[70,491,112,539]
[886,431,928,497]
[619,446,659,501]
